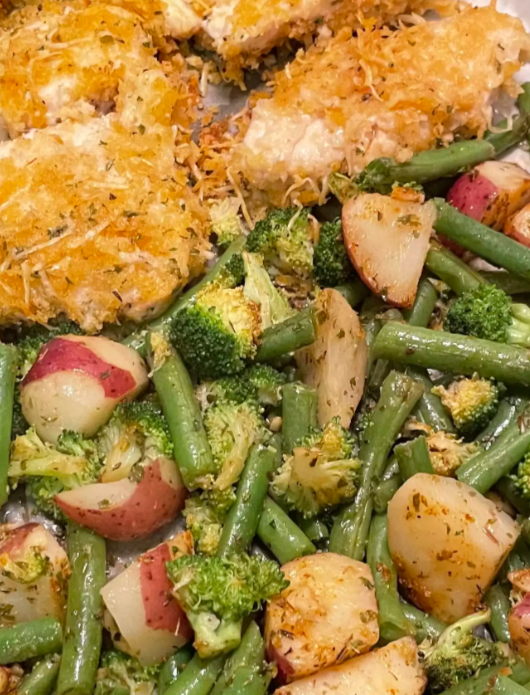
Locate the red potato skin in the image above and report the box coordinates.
[23,338,137,398]
[509,594,530,664]
[139,543,192,639]
[55,459,187,541]
[267,643,296,683]
[447,172,498,223]
[0,523,39,554]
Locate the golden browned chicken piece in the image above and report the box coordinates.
[235,5,530,205]
[0,109,210,331]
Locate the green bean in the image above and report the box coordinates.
[434,200,530,282]
[521,519,530,547]
[425,243,485,296]
[438,668,528,695]
[255,308,316,363]
[296,515,329,544]
[456,419,530,493]
[373,471,402,513]
[150,344,214,491]
[373,323,530,387]
[158,647,195,695]
[484,584,512,644]
[476,399,525,449]
[496,476,530,516]
[492,676,530,695]
[394,437,434,481]
[257,498,316,564]
[408,367,454,433]
[334,278,370,308]
[164,654,226,695]
[217,443,276,557]
[329,371,423,560]
[367,514,413,642]
[403,276,438,327]
[481,271,530,296]
[123,237,247,355]
[501,537,530,580]
[211,622,270,695]
[0,619,62,665]
[17,655,61,695]
[400,602,446,643]
[281,382,318,455]
[57,524,106,695]
[0,344,19,506]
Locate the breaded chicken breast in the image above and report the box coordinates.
[236,6,530,205]
[0,111,210,331]
[0,0,198,138]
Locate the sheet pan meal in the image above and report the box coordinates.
[4,0,530,693]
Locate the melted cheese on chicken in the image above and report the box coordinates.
[236,6,530,205]
[0,113,210,331]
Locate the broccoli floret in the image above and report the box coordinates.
[9,427,102,521]
[445,283,530,347]
[0,546,50,584]
[166,553,288,658]
[184,487,236,555]
[313,219,354,287]
[216,253,245,289]
[172,284,261,380]
[419,609,508,693]
[244,364,287,406]
[432,377,499,438]
[247,208,314,278]
[209,198,244,249]
[270,418,360,518]
[95,651,160,695]
[328,173,359,204]
[97,401,172,481]
[243,252,294,330]
[204,400,266,490]
[425,430,480,477]
[197,365,286,412]
[512,450,530,498]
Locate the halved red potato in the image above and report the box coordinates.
[342,193,436,308]
[273,637,426,695]
[101,532,193,665]
[388,473,519,624]
[21,335,148,444]
[265,553,378,683]
[447,161,530,231]
[505,204,530,247]
[55,457,186,541]
[509,594,530,664]
[0,523,69,626]
[295,289,367,428]
[509,569,530,595]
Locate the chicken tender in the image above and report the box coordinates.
[0,114,209,332]
[236,6,530,205]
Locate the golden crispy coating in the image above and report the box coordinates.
[235,6,530,205]
[0,114,210,331]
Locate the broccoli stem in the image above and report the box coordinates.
[123,236,247,356]
[255,308,316,363]
[373,323,530,387]
[456,418,530,493]
[408,367,455,433]
[334,278,370,308]
[17,655,61,695]
[484,585,512,644]
[211,622,270,695]
[394,437,434,481]
[434,200,530,283]
[257,497,316,564]
[0,344,19,506]
[403,276,438,327]
[481,271,530,296]
[57,525,106,695]
[425,243,486,296]
[163,654,226,695]
[367,514,414,643]
[400,602,446,643]
[158,647,194,695]
[217,443,276,557]
[0,619,63,665]
[150,344,215,491]
[329,371,423,560]
[281,382,318,455]
[373,458,402,513]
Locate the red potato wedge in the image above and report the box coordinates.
[55,456,186,541]
[273,637,426,695]
[265,553,379,683]
[21,335,148,444]
[101,532,193,665]
[509,594,530,664]
[342,193,435,308]
[388,474,519,624]
[447,161,530,231]
[295,289,367,429]
[505,203,530,247]
[0,523,69,626]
